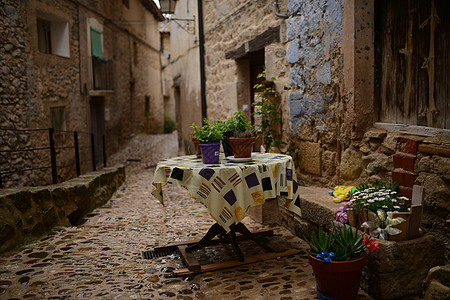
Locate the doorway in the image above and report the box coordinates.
[90,97,105,166]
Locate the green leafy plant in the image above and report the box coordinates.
[225,111,255,138]
[163,114,176,133]
[305,224,379,262]
[252,68,286,151]
[190,119,223,143]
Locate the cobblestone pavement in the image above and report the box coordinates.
[0,133,372,299]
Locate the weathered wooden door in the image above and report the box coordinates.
[375,0,449,129]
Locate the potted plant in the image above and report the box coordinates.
[190,123,202,158]
[191,119,223,164]
[305,224,380,300]
[252,69,286,152]
[226,111,255,158]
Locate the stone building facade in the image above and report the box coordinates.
[200,0,449,260]
[169,0,203,154]
[0,0,165,187]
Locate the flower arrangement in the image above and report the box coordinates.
[305,224,380,262]
[335,181,411,240]
[350,182,410,215]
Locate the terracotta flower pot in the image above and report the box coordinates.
[347,208,369,229]
[229,137,255,158]
[308,253,367,300]
[199,142,220,164]
[191,137,201,158]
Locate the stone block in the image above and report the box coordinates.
[286,39,299,63]
[361,235,446,299]
[247,197,279,225]
[340,148,362,181]
[423,265,450,300]
[364,128,387,140]
[10,190,32,211]
[298,142,322,176]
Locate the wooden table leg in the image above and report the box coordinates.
[228,229,244,261]
[234,222,276,252]
[186,223,226,252]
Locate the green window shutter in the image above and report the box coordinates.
[90,27,102,58]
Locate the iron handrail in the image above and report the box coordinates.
[0,127,107,188]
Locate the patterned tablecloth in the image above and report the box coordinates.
[152,153,302,233]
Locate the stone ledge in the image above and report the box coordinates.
[278,185,447,299]
[279,185,342,233]
[0,166,125,254]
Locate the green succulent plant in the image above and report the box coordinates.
[305,224,368,262]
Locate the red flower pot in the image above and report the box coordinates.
[229,137,255,158]
[308,253,367,300]
[191,137,201,158]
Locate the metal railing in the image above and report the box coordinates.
[0,127,107,189]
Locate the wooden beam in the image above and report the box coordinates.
[153,229,274,253]
[225,26,280,60]
[177,245,201,271]
[407,185,424,240]
[418,144,450,157]
[174,249,300,275]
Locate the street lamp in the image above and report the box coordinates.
[159,0,177,15]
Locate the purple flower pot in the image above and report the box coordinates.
[199,143,221,164]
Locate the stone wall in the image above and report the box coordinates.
[0,0,164,188]
[201,0,450,260]
[203,0,289,122]
[0,165,125,254]
[283,0,450,259]
[170,0,203,154]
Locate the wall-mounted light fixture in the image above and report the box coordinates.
[159,0,195,34]
[159,0,177,14]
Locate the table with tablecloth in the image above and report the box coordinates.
[151,152,302,233]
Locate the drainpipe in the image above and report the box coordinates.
[197,0,207,122]
[274,0,288,19]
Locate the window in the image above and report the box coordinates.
[51,107,66,132]
[37,19,51,54]
[90,27,103,59]
[36,14,70,58]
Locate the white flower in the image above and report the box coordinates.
[382,205,388,209]
[393,205,400,209]
[368,199,375,203]
[392,199,397,203]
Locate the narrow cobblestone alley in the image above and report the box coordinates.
[0,133,370,299]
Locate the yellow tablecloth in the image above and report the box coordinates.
[152,153,302,233]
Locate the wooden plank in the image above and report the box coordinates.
[418,144,450,157]
[407,185,424,239]
[177,245,201,271]
[174,249,300,275]
[225,26,280,60]
[153,229,274,252]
